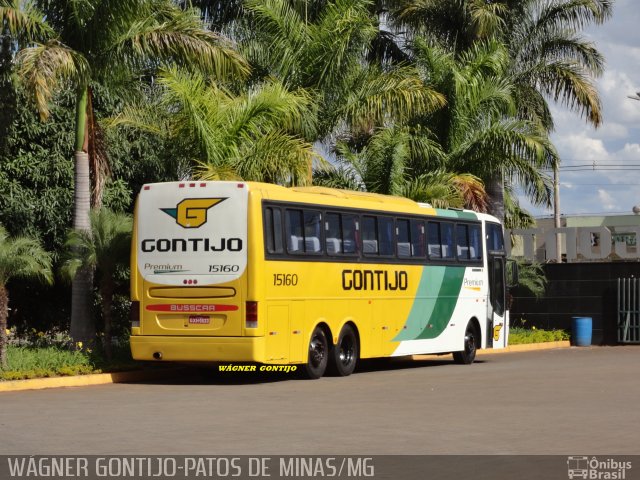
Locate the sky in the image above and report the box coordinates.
[519,0,640,218]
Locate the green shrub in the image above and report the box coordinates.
[509,327,569,345]
[1,329,138,380]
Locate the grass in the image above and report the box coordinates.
[1,346,94,380]
[1,330,140,381]
[509,327,569,345]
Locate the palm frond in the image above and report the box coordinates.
[16,39,90,120]
[533,0,612,32]
[533,60,602,126]
[337,65,445,133]
[468,0,507,39]
[0,225,53,286]
[0,0,54,43]
[61,208,132,282]
[452,173,488,212]
[243,0,309,83]
[397,171,462,208]
[312,165,365,191]
[113,4,249,80]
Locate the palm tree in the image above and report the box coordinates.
[111,67,322,185]
[409,37,558,222]
[241,0,444,139]
[314,124,489,210]
[513,259,547,299]
[390,0,611,221]
[0,0,249,343]
[61,208,132,360]
[0,224,53,368]
[503,0,610,129]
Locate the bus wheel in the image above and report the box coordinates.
[329,324,359,376]
[453,321,477,365]
[303,326,329,379]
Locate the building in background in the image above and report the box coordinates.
[507,214,640,263]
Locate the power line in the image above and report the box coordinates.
[542,167,640,172]
[536,210,636,217]
[560,183,640,186]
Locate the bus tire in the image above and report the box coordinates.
[329,324,359,376]
[303,326,329,379]
[453,321,478,365]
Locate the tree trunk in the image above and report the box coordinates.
[0,284,9,369]
[70,88,96,344]
[486,170,505,224]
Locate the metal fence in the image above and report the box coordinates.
[617,277,640,344]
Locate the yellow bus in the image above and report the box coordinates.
[130,181,509,378]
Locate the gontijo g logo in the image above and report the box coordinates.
[161,198,226,228]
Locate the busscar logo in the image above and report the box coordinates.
[161,198,226,228]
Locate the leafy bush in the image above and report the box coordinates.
[1,327,137,380]
[509,327,569,345]
[1,346,93,380]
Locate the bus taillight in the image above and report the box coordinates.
[130,301,140,328]
[246,301,258,329]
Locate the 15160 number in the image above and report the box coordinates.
[273,273,298,286]
[209,264,240,273]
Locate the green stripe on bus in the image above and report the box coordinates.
[393,265,465,341]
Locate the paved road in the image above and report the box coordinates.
[1,346,638,455]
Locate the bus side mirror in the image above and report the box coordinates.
[506,259,519,288]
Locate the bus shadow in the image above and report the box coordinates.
[355,356,486,374]
[132,356,486,386]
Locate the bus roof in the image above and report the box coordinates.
[252,182,492,221]
[141,181,498,223]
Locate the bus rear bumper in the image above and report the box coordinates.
[130,335,265,363]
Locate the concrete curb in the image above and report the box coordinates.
[477,340,571,354]
[0,367,185,393]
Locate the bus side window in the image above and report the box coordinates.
[325,212,359,255]
[397,218,424,258]
[397,219,411,258]
[342,214,358,254]
[325,213,341,254]
[427,222,441,258]
[265,207,283,254]
[469,224,482,260]
[303,210,322,253]
[411,220,425,257]
[441,223,455,259]
[456,224,470,260]
[362,216,378,254]
[286,209,322,254]
[286,209,304,253]
[379,216,394,256]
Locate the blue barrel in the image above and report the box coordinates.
[572,317,592,346]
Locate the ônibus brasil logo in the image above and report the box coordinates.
[161,198,226,228]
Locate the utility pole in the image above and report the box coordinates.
[554,163,562,263]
